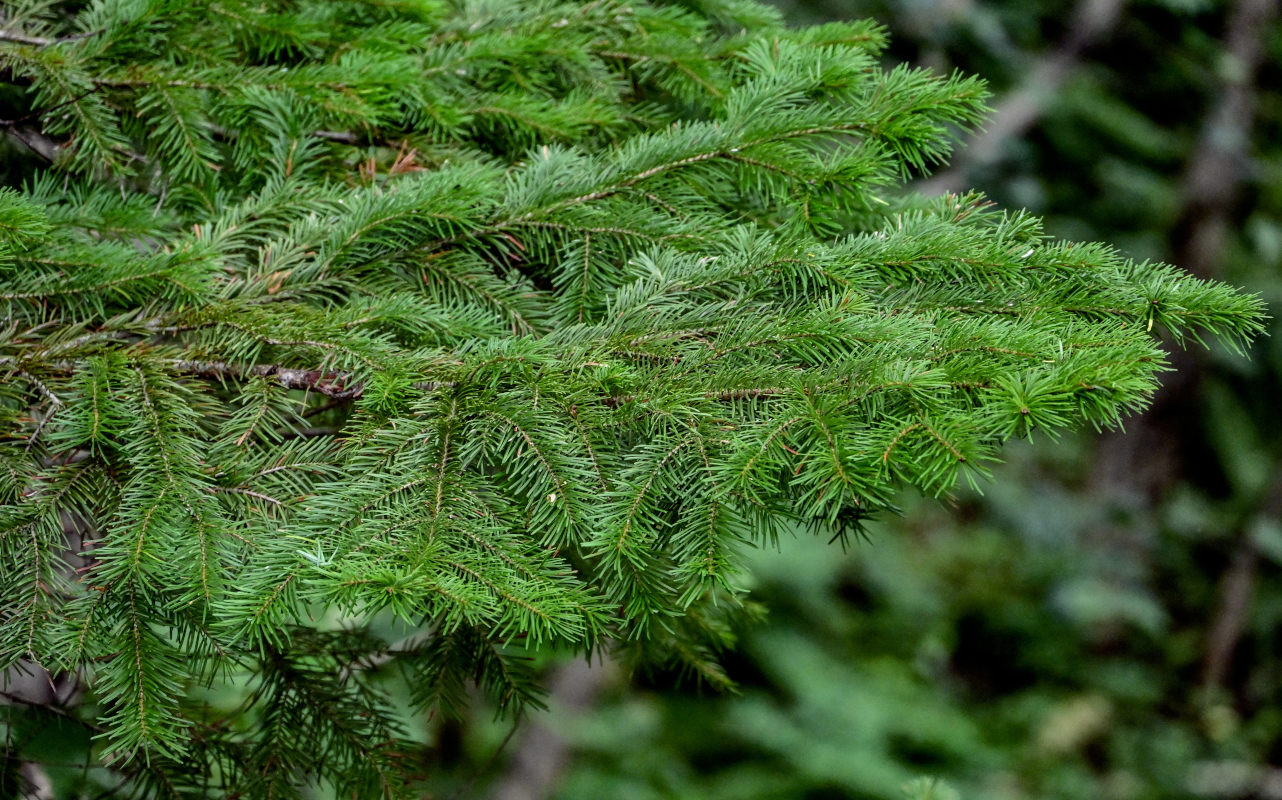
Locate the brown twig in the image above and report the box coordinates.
[602,386,786,408]
[312,130,360,144]
[5,125,61,161]
[174,360,368,399]
[0,27,103,47]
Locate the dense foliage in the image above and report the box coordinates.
[523,1,1282,799]
[0,0,1266,795]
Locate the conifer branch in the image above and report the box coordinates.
[0,0,1264,788]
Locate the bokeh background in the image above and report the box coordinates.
[435,2,1282,798]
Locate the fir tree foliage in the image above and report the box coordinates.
[0,0,1265,792]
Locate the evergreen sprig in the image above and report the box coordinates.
[0,0,1265,794]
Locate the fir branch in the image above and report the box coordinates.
[0,0,1265,787]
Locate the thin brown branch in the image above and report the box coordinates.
[174,360,367,399]
[207,486,283,506]
[5,125,61,161]
[312,129,360,144]
[6,356,451,402]
[2,30,58,47]
[603,386,786,408]
[0,27,103,47]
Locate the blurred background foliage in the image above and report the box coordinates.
[425,1,1282,799]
